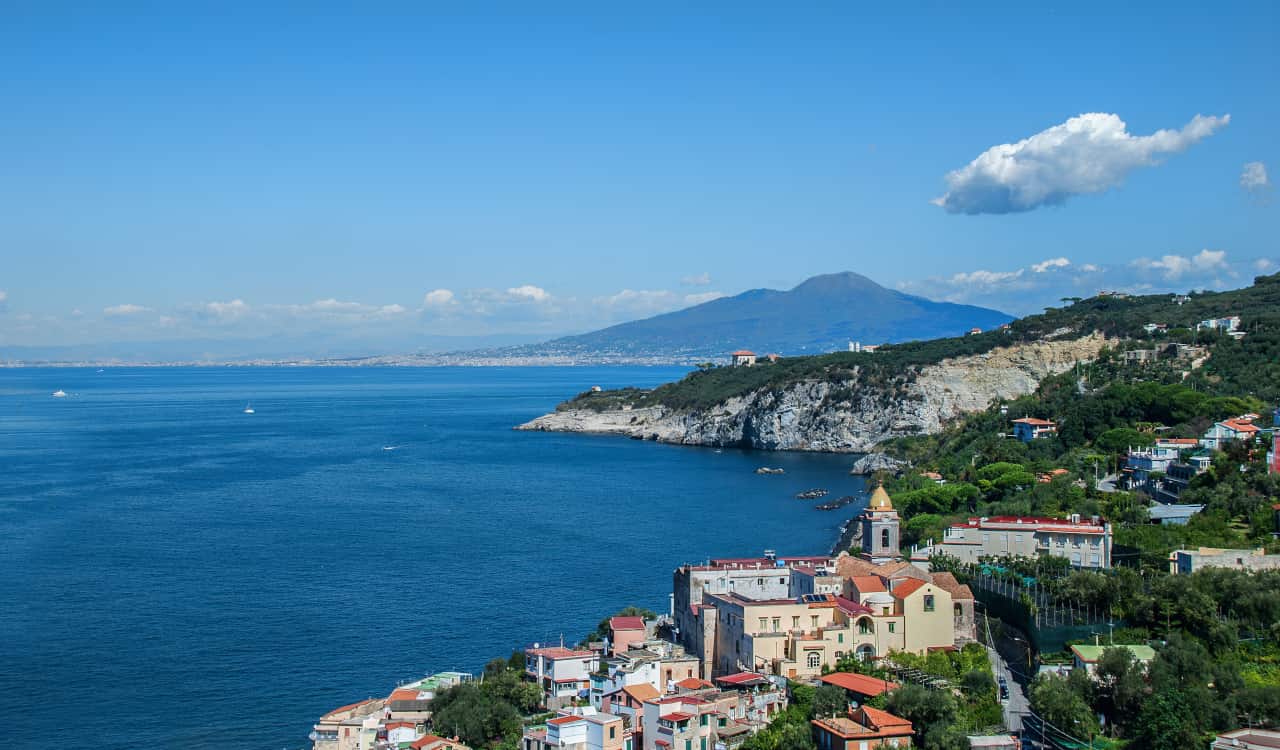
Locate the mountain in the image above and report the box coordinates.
[514,272,1013,360]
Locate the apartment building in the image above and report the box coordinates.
[929,515,1112,568]
[527,646,601,708]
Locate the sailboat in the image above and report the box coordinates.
[243,402,255,414]
[52,389,68,398]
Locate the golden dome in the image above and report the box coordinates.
[868,485,894,511]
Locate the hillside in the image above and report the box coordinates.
[503,271,1013,360]
[518,272,1280,450]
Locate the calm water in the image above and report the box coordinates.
[0,367,866,749]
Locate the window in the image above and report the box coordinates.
[779,577,786,584]
[610,727,616,739]
[888,623,896,633]
[757,578,763,586]
[759,617,768,631]
[954,603,962,617]
[701,739,706,750]
[772,617,780,631]
[982,533,990,543]
[718,718,726,728]
[685,740,691,750]
[792,616,800,628]
[811,615,819,628]
[858,618,873,635]
[835,651,843,659]
[700,715,707,726]
[807,652,821,668]
[923,595,935,612]
[881,528,891,549]
[838,633,844,643]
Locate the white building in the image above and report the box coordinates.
[1196,316,1241,333]
[527,646,601,708]
[927,515,1112,568]
[1200,417,1261,450]
[1169,547,1280,575]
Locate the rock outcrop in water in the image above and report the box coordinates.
[516,334,1109,452]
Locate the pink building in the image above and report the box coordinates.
[609,616,648,656]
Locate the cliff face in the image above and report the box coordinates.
[516,334,1109,452]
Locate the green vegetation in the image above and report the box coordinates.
[429,655,543,750]
[562,272,1280,413]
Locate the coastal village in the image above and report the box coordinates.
[314,294,1280,750]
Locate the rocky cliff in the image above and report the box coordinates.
[516,334,1109,452]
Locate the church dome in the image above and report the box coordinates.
[868,485,894,511]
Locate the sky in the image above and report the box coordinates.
[1,2,1277,354]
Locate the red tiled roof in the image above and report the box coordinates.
[411,735,445,750]
[1222,420,1260,433]
[848,575,886,593]
[322,698,373,718]
[388,688,423,702]
[676,677,714,690]
[548,715,583,726]
[820,672,899,696]
[731,350,755,356]
[835,596,873,616]
[1012,417,1055,426]
[891,578,927,599]
[610,616,646,631]
[620,684,661,703]
[856,705,912,730]
[715,672,769,686]
[386,721,416,729]
[664,712,695,722]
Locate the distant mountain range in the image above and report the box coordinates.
[487,272,1014,361]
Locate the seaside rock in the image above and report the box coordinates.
[849,453,909,476]
[516,333,1109,453]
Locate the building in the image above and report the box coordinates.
[1011,418,1057,442]
[1069,644,1155,678]
[1142,323,1168,334]
[1201,417,1261,451]
[966,737,1019,750]
[1197,316,1241,333]
[859,486,901,564]
[1169,547,1280,575]
[1211,728,1280,749]
[967,327,983,336]
[1123,348,1159,364]
[672,552,833,675]
[812,707,914,750]
[311,698,385,750]
[527,646,601,708]
[924,515,1112,568]
[1125,445,1180,489]
[412,737,472,750]
[610,617,649,657]
[1147,504,1204,525]
[1268,407,1280,475]
[524,709,627,750]
[592,640,701,710]
[730,351,757,367]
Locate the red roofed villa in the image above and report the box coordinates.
[731,350,758,366]
[813,706,914,749]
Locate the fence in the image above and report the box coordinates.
[966,572,1114,654]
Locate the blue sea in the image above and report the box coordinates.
[0,367,866,749]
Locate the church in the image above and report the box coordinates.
[859,484,901,564]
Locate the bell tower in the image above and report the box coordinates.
[860,485,901,563]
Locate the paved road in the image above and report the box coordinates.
[978,613,1031,734]
[1095,473,1120,493]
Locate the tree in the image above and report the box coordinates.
[812,684,847,718]
[1028,674,1096,740]
[1094,648,1146,735]
[885,684,958,746]
[1132,689,1201,750]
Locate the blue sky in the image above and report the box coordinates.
[1,2,1277,352]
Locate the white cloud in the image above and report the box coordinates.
[1031,257,1071,273]
[949,268,1026,287]
[422,289,456,307]
[684,291,725,306]
[1131,248,1228,281]
[378,304,407,316]
[1241,161,1271,194]
[681,272,712,286]
[1079,264,1100,272]
[0,290,7,312]
[204,299,249,320]
[1253,258,1276,273]
[104,303,150,316]
[934,112,1230,214]
[506,285,551,303]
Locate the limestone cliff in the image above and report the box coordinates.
[515,334,1109,452]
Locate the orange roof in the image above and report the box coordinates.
[891,579,927,599]
[675,677,714,690]
[527,646,594,660]
[322,698,373,718]
[820,672,899,696]
[731,350,755,356]
[386,721,416,729]
[848,575,886,593]
[412,736,445,750]
[1012,417,1055,426]
[548,715,584,726]
[388,687,422,702]
[620,684,661,703]
[856,705,913,730]
[929,572,973,601]
[1222,420,1260,433]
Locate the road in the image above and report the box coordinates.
[978,612,1031,734]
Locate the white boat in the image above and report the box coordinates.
[243,403,255,414]
[52,389,67,398]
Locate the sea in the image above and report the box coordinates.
[0,366,868,749]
